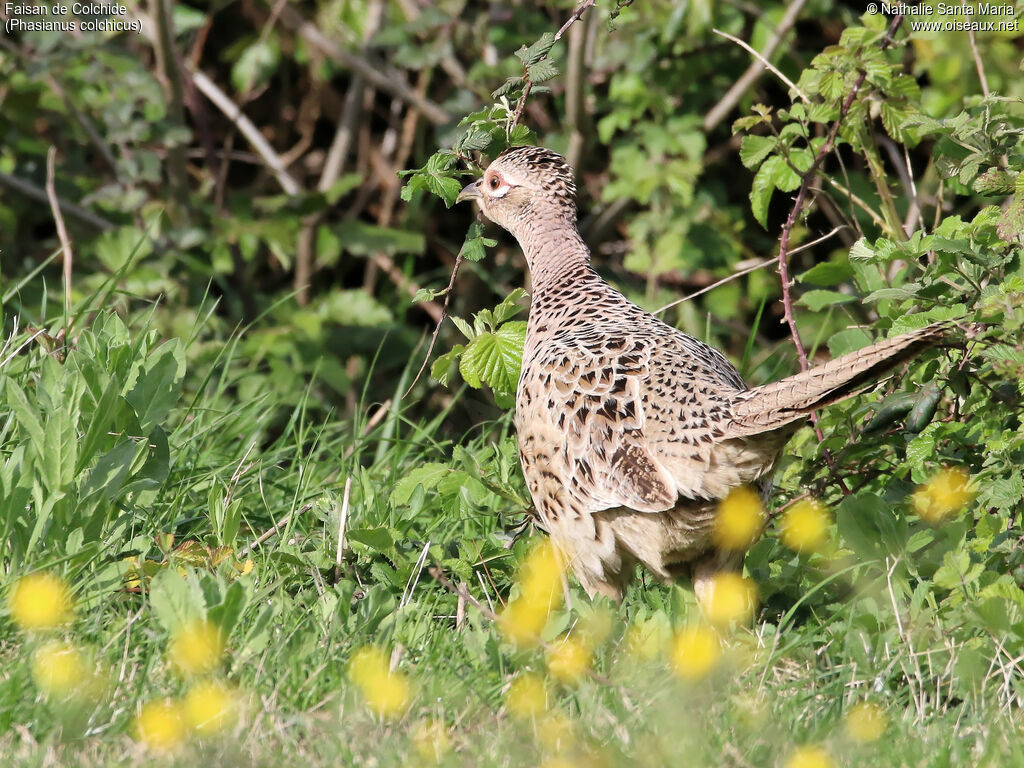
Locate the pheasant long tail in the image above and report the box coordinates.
[727,322,951,436]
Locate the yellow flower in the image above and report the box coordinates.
[547,635,592,684]
[412,719,451,762]
[784,745,834,768]
[703,572,757,628]
[500,540,564,646]
[579,605,614,648]
[844,701,886,743]
[349,645,411,717]
[135,698,186,752]
[779,498,831,553]
[537,712,576,753]
[912,467,975,524]
[539,759,577,768]
[625,615,671,661]
[8,572,73,630]
[712,487,764,551]
[184,680,239,736]
[506,673,547,719]
[168,619,224,677]
[670,624,720,680]
[31,641,89,698]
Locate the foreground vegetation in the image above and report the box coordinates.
[3,1,1024,765]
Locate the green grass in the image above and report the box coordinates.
[2,305,1023,768]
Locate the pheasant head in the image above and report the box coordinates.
[457,146,577,237]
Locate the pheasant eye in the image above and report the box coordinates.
[488,175,500,190]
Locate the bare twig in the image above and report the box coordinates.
[0,172,114,231]
[710,27,810,109]
[654,226,845,316]
[238,503,314,557]
[703,0,809,132]
[336,476,351,567]
[967,30,990,99]
[190,70,301,195]
[277,5,450,125]
[148,0,190,212]
[45,147,73,322]
[404,252,465,396]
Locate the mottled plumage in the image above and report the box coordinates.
[457,146,946,600]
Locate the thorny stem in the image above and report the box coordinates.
[776,13,904,372]
[775,14,902,492]
[508,0,597,138]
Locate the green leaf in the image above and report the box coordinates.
[400,152,462,206]
[798,260,853,286]
[527,59,560,84]
[459,221,497,262]
[515,33,555,66]
[797,289,858,312]
[390,463,450,506]
[457,321,526,395]
[828,328,873,357]
[739,135,777,170]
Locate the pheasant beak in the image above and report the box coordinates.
[456,180,482,204]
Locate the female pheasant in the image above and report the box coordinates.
[457,145,946,601]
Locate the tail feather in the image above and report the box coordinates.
[727,321,951,437]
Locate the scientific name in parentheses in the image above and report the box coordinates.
[5,2,131,33]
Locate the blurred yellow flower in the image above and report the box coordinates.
[412,718,451,762]
[349,645,411,717]
[779,498,831,553]
[784,744,834,768]
[500,540,564,646]
[506,673,547,719]
[625,615,671,661]
[8,572,73,630]
[713,486,764,551]
[31,641,90,698]
[670,624,720,680]
[184,680,239,736]
[135,698,186,752]
[547,635,592,684]
[844,701,886,743]
[579,605,614,648]
[912,467,975,524]
[703,572,757,627]
[168,619,224,677]
[537,712,575,753]
[539,758,577,768]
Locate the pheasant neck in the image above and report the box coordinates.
[519,223,592,293]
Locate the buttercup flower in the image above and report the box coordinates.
[349,645,410,717]
[8,572,73,630]
[844,701,886,743]
[713,486,764,551]
[500,540,564,646]
[32,641,90,698]
[547,635,592,684]
[670,624,720,680]
[506,673,548,718]
[912,467,974,524]
[184,680,239,736]
[168,619,224,677]
[784,744,834,768]
[135,698,186,752]
[703,572,757,627]
[780,498,831,553]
